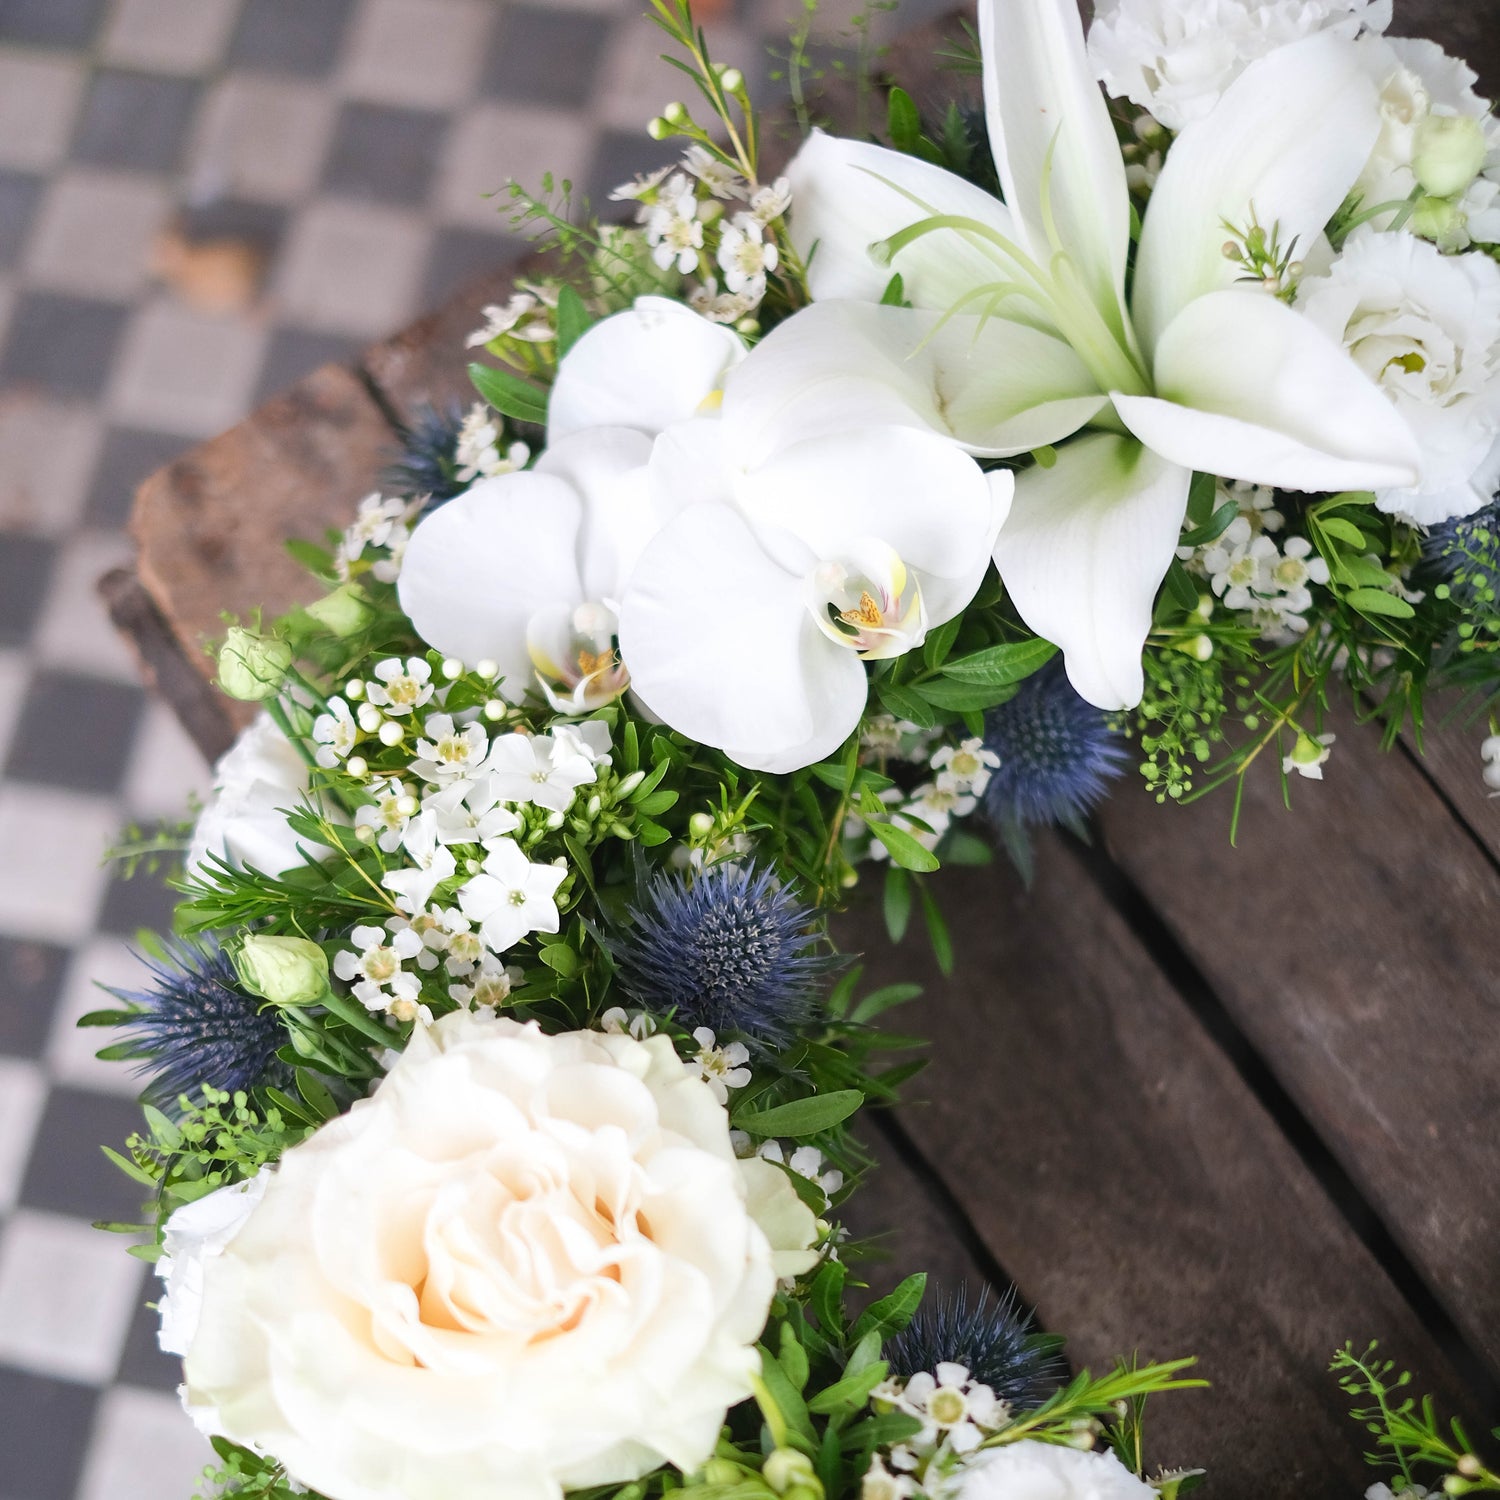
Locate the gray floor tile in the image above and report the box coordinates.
[0,170,42,268]
[585,128,677,213]
[115,1292,180,1393]
[0,0,105,46]
[83,426,187,530]
[97,865,178,941]
[421,223,526,307]
[18,1086,150,1222]
[253,325,363,404]
[0,935,68,1059]
[4,669,145,793]
[0,532,56,646]
[179,195,288,260]
[72,69,201,174]
[228,0,355,75]
[482,3,611,108]
[0,291,129,398]
[0,1366,100,1500]
[322,100,450,206]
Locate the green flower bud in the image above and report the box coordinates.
[218,627,293,701]
[702,1461,743,1487]
[718,66,744,93]
[662,101,688,124]
[303,583,376,638]
[1409,193,1467,245]
[1412,113,1487,199]
[764,1451,820,1497]
[234,935,330,1008]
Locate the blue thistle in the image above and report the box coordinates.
[382,402,469,507]
[105,938,292,1107]
[884,1285,1064,1411]
[981,664,1128,830]
[1424,497,1500,617]
[614,863,831,1047]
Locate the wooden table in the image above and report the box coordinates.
[105,5,1500,1490]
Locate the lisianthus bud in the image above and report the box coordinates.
[304,583,375,638]
[1412,114,1488,199]
[1409,193,1467,245]
[218,628,292,701]
[234,935,330,1007]
[764,1451,821,1498]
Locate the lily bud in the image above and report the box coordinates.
[234,935,329,1008]
[218,628,292,701]
[1412,113,1487,198]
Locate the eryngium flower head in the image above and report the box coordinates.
[106,938,292,1106]
[1424,496,1499,615]
[382,402,468,507]
[614,863,829,1047]
[981,664,1128,829]
[885,1285,1063,1411]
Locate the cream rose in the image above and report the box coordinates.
[953,1441,1158,1500]
[181,1011,819,1500]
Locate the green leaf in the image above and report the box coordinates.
[849,982,922,1027]
[756,1347,817,1447]
[1185,470,1217,529]
[1163,555,1201,612]
[922,615,962,671]
[852,1272,927,1345]
[1177,500,1238,548]
[101,1145,158,1188]
[866,819,941,872]
[778,1322,810,1392]
[142,1105,182,1149]
[555,284,591,357]
[1317,516,1370,549]
[810,1259,847,1336]
[941,637,1057,687]
[284,538,335,576]
[883,864,912,944]
[539,944,581,977]
[912,677,1020,712]
[875,683,939,729]
[468,361,548,425]
[886,86,921,152]
[878,272,907,307]
[806,1359,890,1414]
[1345,586,1416,619]
[734,1088,864,1137]
[919,881,954,976]
[296,1069,337,1120]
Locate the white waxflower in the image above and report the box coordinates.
[484,731,599,813]
[600,1005,658,1039]
[365,656,434,716]
[647,173,706,274]
[952,1441,1157,1500]
[901,1364,1003,1451]
[861,1455,917,1500]
[339,493,406,563]
[551,719,613,767]
[411,713,488,783]
[684,143,747,200]
[757,1140,845,1199]
[1480,733,1500,793]
[690,1027,752,1104]
[748,176,792,225]
[609,165,674,218]
[688,284,760,324]
[456,838,566,952]
[910,775,977,821]
[454,402,530,483]
[423,773,522,847]
[449,952,524,1007]
[1283,729,1337,779]
[380,810,458,915]
[930,737,999,795]
[465,293,553,348]
[370,520,412,584]
[1225,478,1284,534]
[311,697,358,768]
[1087,0,1391,132]
[333,923,424,1012]
[866,787,951,862]
[1202,516,1276,607]
[1300,229,1500,524]
[354,778,417,853]
[717,212,779,300]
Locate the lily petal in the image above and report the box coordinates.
[617,503,868,773]
[786,131,1025,312]
[1133,32,1380,353]
[547,296,745,441]
[978,0,1131,325]
[993,434,1190,710]
[1114,288,1423,491]
[397,474,584,696]
[723,300,1106,464]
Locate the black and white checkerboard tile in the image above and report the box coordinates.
[0,1,947,1496]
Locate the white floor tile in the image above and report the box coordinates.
[23,169,174,303]
[0,1057,47,1213]
[77,1385,215,1500]
[102,0,242,74]
[0,648,30,768]
[187,74,338,204]
[436,102,593,230]
[0,784,122,946]
[32,528,140,681]
[0,391,105,537]
[340,0,491,110]
[0,50,87,173]
[123,701,211,822]
[0,1209,144,1383]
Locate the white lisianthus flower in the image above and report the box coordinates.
[456,838,567,953]
[1300,230,1500,522]
[180,1011,819,1500]
[952,1440,1158,1500]
[1087,0,1390,132]
[187,713,325,879]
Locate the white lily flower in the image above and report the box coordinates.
[779,0,1423,708]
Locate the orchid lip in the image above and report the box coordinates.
[528,599,630,712]
[807,540,927,660]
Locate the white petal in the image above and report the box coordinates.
[785,131,1023,311]
[723,300,1105,464]
[1133,32,1380,354]
[547,296,745,441]
[617,503,868,773]
[978,0,1131,325]
[993,434,1191,710]
[397,474,583,695]
[1114,289,1422,491]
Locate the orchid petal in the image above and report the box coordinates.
[1133,32,1380,353]
[978,0,1130,326]
[397,474,584,696]
[547,297,745,441]
[993,435,1190,710]
[722,300,1106,464]
[618,503,868,773]
[785,130,1026,312]
[1114,289,1422,491]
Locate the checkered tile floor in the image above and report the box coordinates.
[0,1,955,1497]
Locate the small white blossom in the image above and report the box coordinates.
[484,731,598,813]
[910,776,977,822]
[454,402,531,483]
[380,811,458,914]
[449,952,524,1007]
[756,1140,844,1198]
[411,713,488,783]
[929,737,999,796]
[683,143,746,200]
[1480,732,1500,793]
[424,773,522,847]
[717,212,779,300]
[600,1006,658,1040]
[687,284,759,324]
[860,1455,917,1500]
[646,173,705,274]
[370,521,412,584]
[311,697,359,768]
[354,777,417,853]
[456,838,566,952]
[608,165,673,216]
[1283,730,1337,780]
[333,923,424,1013]
[551,720,613,767]
[747,176,792,226]
[465,293,554,348]
[690,1026,751,1104]
[338,493,406,566]
[366,657,434,717]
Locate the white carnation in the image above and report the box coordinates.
[952,1440,1157,1500]
[1300,228,1500,523]
[180,1011,819,1500]
[186,712,323,879]
[1087,0,1390,132]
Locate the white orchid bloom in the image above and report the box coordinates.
[617,405,1013,774]
[779,0,1423,708]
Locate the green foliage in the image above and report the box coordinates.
[196,1440,324,1500]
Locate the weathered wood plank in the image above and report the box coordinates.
[1100,701,1500,1380]
[125,362,393,760]
[1401,697,1500,866]
[837,840,1474,1490]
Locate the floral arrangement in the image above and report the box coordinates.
[91,1,1500,1499]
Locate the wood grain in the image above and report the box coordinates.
[837,839,1474,1490]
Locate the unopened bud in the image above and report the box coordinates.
[483,698,507,721]
[1410,193,1467,243]
[441,657,464,680]
[764,1450,820,1497]
[234,935,329,1008]
[702,1462,742,1487]
[662,101,688,124]
[718,66,743,93]
[689,811,715,839]
[346,755,369,778]
[1413,113,1487,198]
[647,116,670,139]
[303,583,375,638]
[1175,633,1214,661]
[476,659,499,679]
[616,769,646,797]
[217,628,292,701]
[345,677,366,700]
[378,719,404,746]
